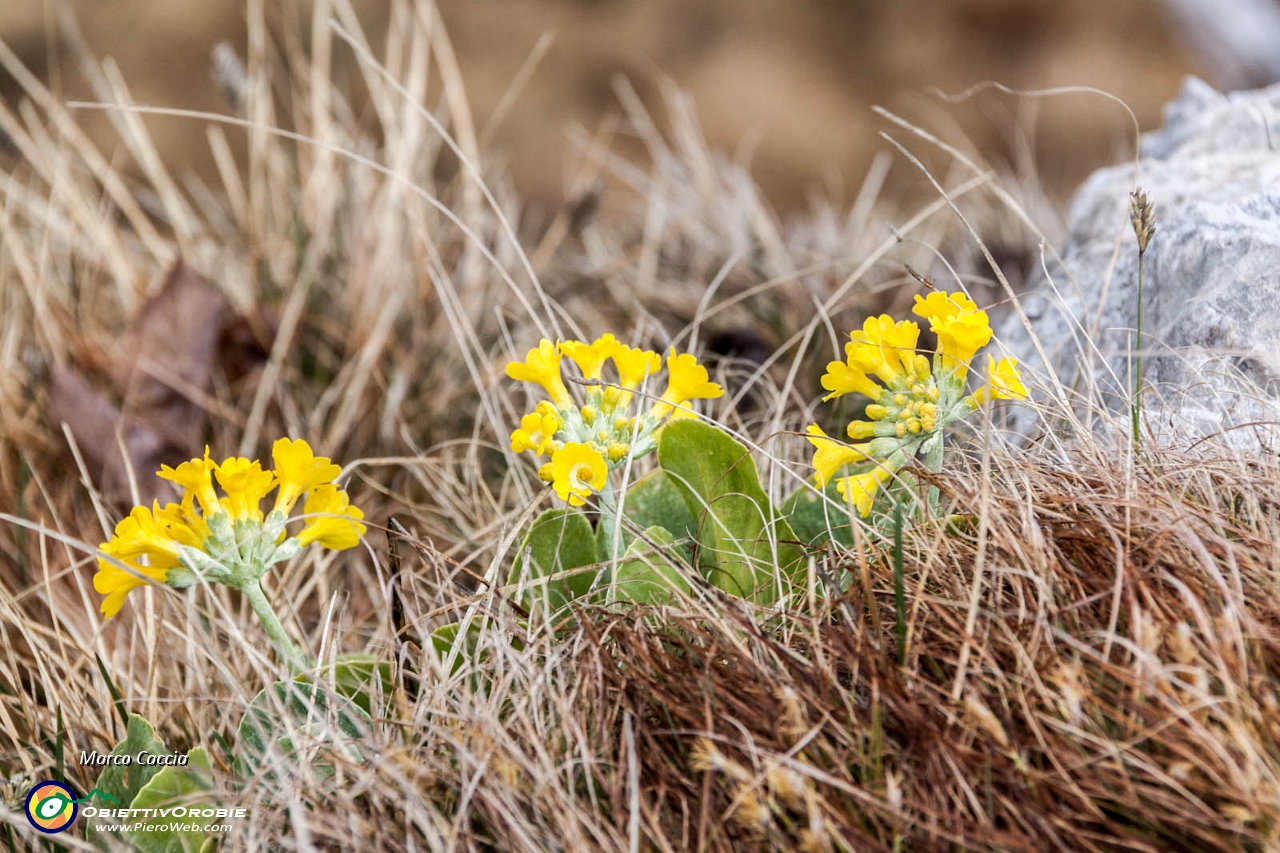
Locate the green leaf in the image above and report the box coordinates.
[126,747,217,853]
[430,620,525,690]
[508,508,601,612]
[614,526,692,605]
[606,471,698,556]
[657,420,804,603]
[95,654,129,729]
[87,715,172,840]
[235,681,370,782]
[782,480,856,548]
[94,715,171,806]
[893,501,907,666]
[301,654,394,716]
[430,621,477,676]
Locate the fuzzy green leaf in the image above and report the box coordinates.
[234,681,370,782]
[94,715,171,807]
[302,654,394,716]
[604,471,698,556]
[782,481,856,548]
[657,420,804,603]
[87,714,172,841]
[126,747,217,853]
[430,621,478,676]
[614,526,692,605]
[509,508,601,612]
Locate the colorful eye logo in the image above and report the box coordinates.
[24,780,78,834]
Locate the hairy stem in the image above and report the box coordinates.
[243,580,308,672]
[924,433,944,518]
[1132,250,1146,450]
[596,478,622,600]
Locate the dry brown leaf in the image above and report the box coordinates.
[50,260,233,505]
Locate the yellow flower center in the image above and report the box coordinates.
[570,462,597,489]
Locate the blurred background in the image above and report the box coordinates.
[0,0,1271,216]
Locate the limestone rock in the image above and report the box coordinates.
[999,77,1280,447]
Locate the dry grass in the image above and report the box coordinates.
[1,2,1278,852]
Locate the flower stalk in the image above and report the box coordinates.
[596,478,622,571]
[242,580,308,671]
[1129,188,1157,450]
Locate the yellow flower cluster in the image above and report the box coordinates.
[507,335,724,505]
[94,439,365,617]
[809,291,1027,515]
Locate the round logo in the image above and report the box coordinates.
[24,780,78,834]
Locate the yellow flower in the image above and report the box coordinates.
[94,547,177,618]
[103,504,185,562]
[911,290,979,325]
[820,359,882,402]
[986,355,1027,400]
[932,311,993,377]
[158,447,220,516]
[550,443,608,506]
[911,291,992,378]
[214,457,276,522]
[872,315,922,377]
[94,498,210,616]
[606,343,663,408]
[846,316,921,386]
[805,424,873,487]
[835,462,896,517]
[510,408,562,456]
[653,350,724,420]
[612,344,663,390]
[559,334,618,381]
[506,339,571,407]
[971,355,1028,405]
[153,494,211,549]
[297,485,367,550]
[271,438,342,514]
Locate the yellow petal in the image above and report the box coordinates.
[912,290,978,324]
[507,339,571,407]
[973,355,1028,404]
[846,317,920,386]
[820,359,883,402]
[297,485,367,550]
[933,311,993,378]
[805,424,873,487]
[612,343,663,390]
[559,334,617,381]
[550,443,608,506]
[511,409,562,456]
[652,349,723,420]
[214,457,276,522]
[153,493,210,548]
[158,447,220,515]
[835,463,895,517]
[106,505,184,562]
[93,550,173,617]
[271,438,342,513]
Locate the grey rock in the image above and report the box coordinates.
[1159,0,1280,91]
[999,77,1280,448]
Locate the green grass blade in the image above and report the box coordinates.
[94,654,129,730]
[893,502,906,666]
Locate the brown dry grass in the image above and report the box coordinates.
[1,3,1277,852]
